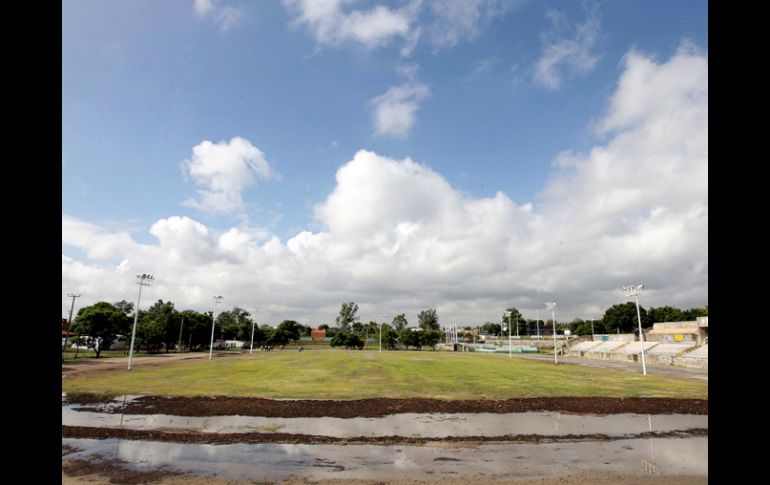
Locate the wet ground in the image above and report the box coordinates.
[62,394,707,483]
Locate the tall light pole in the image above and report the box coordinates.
[536,309,540,338]
[623,284,647,375]
[209,295,223,360]
[505,311,512,358]
[128,274,154,371]
[177,316,185,352]
[63,293,81,361]
[546,302,557,364]
[375,314,387,352]
[250,307,259,355]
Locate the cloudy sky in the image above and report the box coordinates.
[62,0,708,327]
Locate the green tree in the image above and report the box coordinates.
[137,300,178,352]
[400,329,423,350]
[683,306,708,320]
[381,326,398,349]
[318,324,330,331]
[422,330,442,350]
[503,307,523,334]
[178,310,213,351]
[647,306,685,324]
[330,333,364,350]
[391,313,408,332]
[277,320,303,342]
[481,322,502,336]
[336,302,359,331]
[602,302,650,334]
[71,302,130,358]
[113,300,134,316]
[418,309,439,331]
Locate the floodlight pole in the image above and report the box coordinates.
[128,274,154,370]
[250,307,259,355]
[209,296,223,360]
[506,311,512,358]
[177,317,185,352]
[376,314,387,352]
[63,293,81,361]
[546,302,557,364]
[623,284,647,375]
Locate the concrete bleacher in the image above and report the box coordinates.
[586,341,629,354]
[646,343,696,356]
[615,341,660,355]
[682,344,708,358]
[568,341,603,354]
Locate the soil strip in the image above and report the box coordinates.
[65,396,707,417]
[62,425,707,445]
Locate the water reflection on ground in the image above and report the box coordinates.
[63,436,707,482]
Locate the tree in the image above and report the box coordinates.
[602,302,650,334]
[178,309,214,351]
[422,330,442,350]
[381,327,398,349]
[647,306,685,324]
[137,300,178,352]
[336,302,359,331]
[683,306,708,320]
[502,307,523,334]
[113,300,134,316]
[568,318,593,336]
[71,302,130,358]
[330,333,364,350]
[418,309,439,331]
[318,324,330,331]
[277,320,303,342]
[392,313,408,332]
[481,322,501,335]
[266,327,292,346]
[400,329,422,350]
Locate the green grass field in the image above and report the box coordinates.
[63,350,707,400]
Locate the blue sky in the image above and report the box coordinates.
[62,0,708,326]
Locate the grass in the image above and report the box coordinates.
[62,350,707,400]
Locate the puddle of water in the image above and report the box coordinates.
[62,436,707,481]
[62,405,707,438]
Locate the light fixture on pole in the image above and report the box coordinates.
[63,293,81,361]
[127,274,154,371]
[546,302,557,364]
[623,284,647,375]
[376,314,387,353]
[250,306,259,355]
[209,295,223,360]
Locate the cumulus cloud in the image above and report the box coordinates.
[282,0,418,50]
[63,42,707,325]
[370,81,430,138]
[193,0,244,32]
[534,1,601,90]
[181,137,276,215]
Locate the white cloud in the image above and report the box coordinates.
[534,1,601,90]
[282,0,417,49]
[63,43,707,325]
[370,82,430,138]
[193,0,244,32]
[427,0,513,48]
[181,137,276,215]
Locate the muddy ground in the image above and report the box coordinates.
[63,424,707,445]
[65,395,707,417]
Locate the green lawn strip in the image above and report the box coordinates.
[63,350,707,400]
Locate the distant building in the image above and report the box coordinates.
[646,317,708,345]
[310,328,326,341]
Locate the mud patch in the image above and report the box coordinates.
[66,395,707,417]
[62,425,707,445]
[62,456,187,484]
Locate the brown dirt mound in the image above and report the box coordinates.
[66,395,708,417]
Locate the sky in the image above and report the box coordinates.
[62,0,708,327]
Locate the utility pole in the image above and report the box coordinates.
[63,293,81,361]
